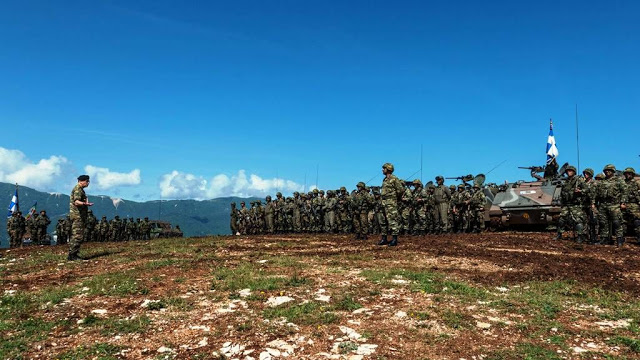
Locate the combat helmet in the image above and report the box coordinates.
[583,168,594,177]
[357,181,366,188]
[413,179,422,187]
[603,164,616,172]
[623,167,636,175]
[428,184,436,190]
[595,173,605,180]
[313,189,319,194]
[276,192,283,197]
[266,195,271,201]
[457,184,464,189]
[565,165,577,174]
[293,191,299,196]
[450,185,456,190]
[340,186,346,192]
[382,163,394,173]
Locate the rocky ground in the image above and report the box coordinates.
[1,232,639,359]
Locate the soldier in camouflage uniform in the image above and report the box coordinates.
[256,200,265,234]
[292,192,302,233]
[7,212,22,248]
[582,168,599,243]
[371,191,387,235]
[412,179,428,235]
[141,217,151,240]
[275,192,285,233]
[248,202,257,234]
[400,182,414,234]
[110,215,121,241]
[311,189,322,232]
[36,210,51,244]
[337,187,351,233]
[323,190,338,233]
[433,176,452,234]
[85,210,97,242]
[425,184,437,234]
[448,185,458,232]
[379,163,405,246]
[265,196,275,234]
[593,164,627,246]
[68,175,93,260]
[238,201,249,235]
[351,182,372,240]
[97,216,109,242]
[467,184,486,233]
[126,218,137,241]
[55,218,65,245]
[452,184,467,233]
[556,165,587,242]
[230,202,239,235]
[27,213,38,243]
[622,167,640,241]
[301,193,312,232]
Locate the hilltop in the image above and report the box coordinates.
[1,233,639,359]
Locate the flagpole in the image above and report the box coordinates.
[575,104,580,173]
[15,183,19,213]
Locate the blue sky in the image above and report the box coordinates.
[1,0,638,201]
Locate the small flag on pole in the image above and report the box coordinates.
[546,119,559,164]
[24,202,37,220]
[7,189,18,218]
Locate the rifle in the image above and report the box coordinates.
[445,174,474,182]
[518,166,544,173]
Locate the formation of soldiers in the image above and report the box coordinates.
[557,164,640,247]
[6,210,50,247]
[6,210,154,248]
[57,212,154,244]
[230,163,487,244]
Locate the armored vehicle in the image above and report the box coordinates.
[487,164,567,230]
[149,220,183,238]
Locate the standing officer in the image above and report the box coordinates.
[594,164,627,246]
[379,163,405,246]
[68,175,93,260]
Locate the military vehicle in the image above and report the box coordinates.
[149,220,183,238]
[486,163,567,230]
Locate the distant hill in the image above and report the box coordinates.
[0,182,260,248]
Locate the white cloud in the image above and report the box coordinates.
[84,165,141,190]
[0,147,74,191]
[159,170,305,200]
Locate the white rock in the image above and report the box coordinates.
[356,344,378,356]
[476,321,491,329]
[140,299,160,308]
[495,286,509,292]
[347,355,364,360]
[157,346,173,353]
[239,289,252,298]
[81,287,90,292]
[265,296,295,307]
[594,319,632,329]
[394,311,407,318]
[315,295,331,302]
[352,308,371,315]
[258,260,268,264]
[572,347,588,354]
[259,351,272,360]
[189,325,210,332]
[266,348,281,357]
[391,279,408,284]
[586,342,597,349]
[91,309,108,315]
[339,326,362,340]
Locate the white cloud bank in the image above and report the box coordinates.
[84,165,141,190]
[159,170,305,200]
[0,147,73,191]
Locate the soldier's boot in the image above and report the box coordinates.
[616,237,625,247]
[377,235,389,246]
[362,234,368,240]
[555,232,562,241]
[388,235,398,247]
[575,225,585,243]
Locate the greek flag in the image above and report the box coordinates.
[7,189,18,218]
[546,119,559,164]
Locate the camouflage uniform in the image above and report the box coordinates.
[55,218,65,245]
[557,166,587,241]
[292,193,302,233]
[275,193,285,233]
[594,165,627,246]
[264,196,275,234]
[425,185,437,233]
[351,183,372,239]
[27,214,38,242]
[256,201,265,234]
[85,211,97,242]
[238,202,250,235]
[433,177,452,234]
[468,185,486,233]
[36,211,51,244]
[97,216,109,242]
[622,168,640,240]
[411,180,427,235]
[582,168,599,242]
[110,216,121,241]
[371,192,387,235]
[337,187,351,233]
[69,178,90,259]
[141,217,151,240]
[380,163,405,245]
[323,191,338,233]
[400,185,413,234]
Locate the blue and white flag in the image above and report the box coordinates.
[7,189,18,218]
[546,119,559,164]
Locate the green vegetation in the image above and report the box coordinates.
[82,271,149,296]
[263,301,340,325]
[57,343,122,360]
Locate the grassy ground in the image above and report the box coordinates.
[1,233,639,359]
